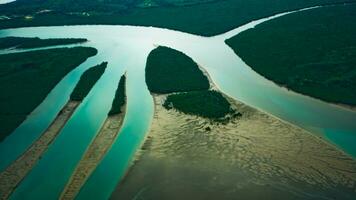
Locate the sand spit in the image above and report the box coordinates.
[60,106,126,200]
[113,95,356,200]
[0,101,79,200]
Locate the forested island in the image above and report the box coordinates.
[70,62,107,101]
[145,46,209,93]
[109,75,126,116]
[146,46,235,120]
[226,4,356,106]
[163,90,234,119]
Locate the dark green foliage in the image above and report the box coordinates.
[0,37,87,50]
[0,47,97,141]
[0,0,141,15]
[163,90,232,119]
[145,46,233,119]
[108,75,126,116]
[0,0,354,36]
[145,46,209,93]
[0,37,29,49]
[226,4,356,105]
[70,62,107,101]
[154,0,218,6]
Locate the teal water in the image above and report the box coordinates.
[77,41,154,200]
[0,50,100,172]
[9,45,126,199]
[0,0,15,4]
[0,6,355,199]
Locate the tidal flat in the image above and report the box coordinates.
[113,43,356,199]
[113,94,356,200]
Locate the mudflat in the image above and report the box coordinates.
[112,95,356,200]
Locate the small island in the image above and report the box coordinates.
[70,62,107,101]
[163,90,235,119]
[146,46,235,120]
[108,75,126,115]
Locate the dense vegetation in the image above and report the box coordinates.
[0,0,355,36]
[70,62,107,101]
[163,90,233,119]
[0,47,97,141]
[0,37,87,50]
[226,4,356,106]
[146,46,233,119]
[108,75,126,116]
[0,0,142,15]
[146,46,209,93]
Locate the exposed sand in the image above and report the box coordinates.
[0,101,79,200]
[60,105,126,200]
[112,95,356,200]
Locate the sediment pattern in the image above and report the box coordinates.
[60,109,125,200]
[113,95,356,199]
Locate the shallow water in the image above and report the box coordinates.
[0,0,15,5]
[0,6,355,199]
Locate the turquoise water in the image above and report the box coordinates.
[0,50,100,172]
[0,0,15,4]
[0,6,355,199]
[9,44,126,199]
[77,41,154,200]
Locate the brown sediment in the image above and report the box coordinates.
[112,94,356,199]
[334,102,356,112]
[0,101,79,200]
[60,105,126,200]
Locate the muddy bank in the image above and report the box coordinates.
[112,95,356,200]
[60,105,126,200]
[0,101,79,200]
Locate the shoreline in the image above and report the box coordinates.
[111,58,356,199]
[197,62,356,158]
[60,103,127,199]
[242,60,356,113]
[0,101,79,200]
[113,92,356,199]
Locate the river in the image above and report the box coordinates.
[0,6,355,200]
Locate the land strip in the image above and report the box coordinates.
[0,47,97,141]
[0,101,79,200]
[60,75,127,200]
[0,62,107,199]
[0,37,87,50]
